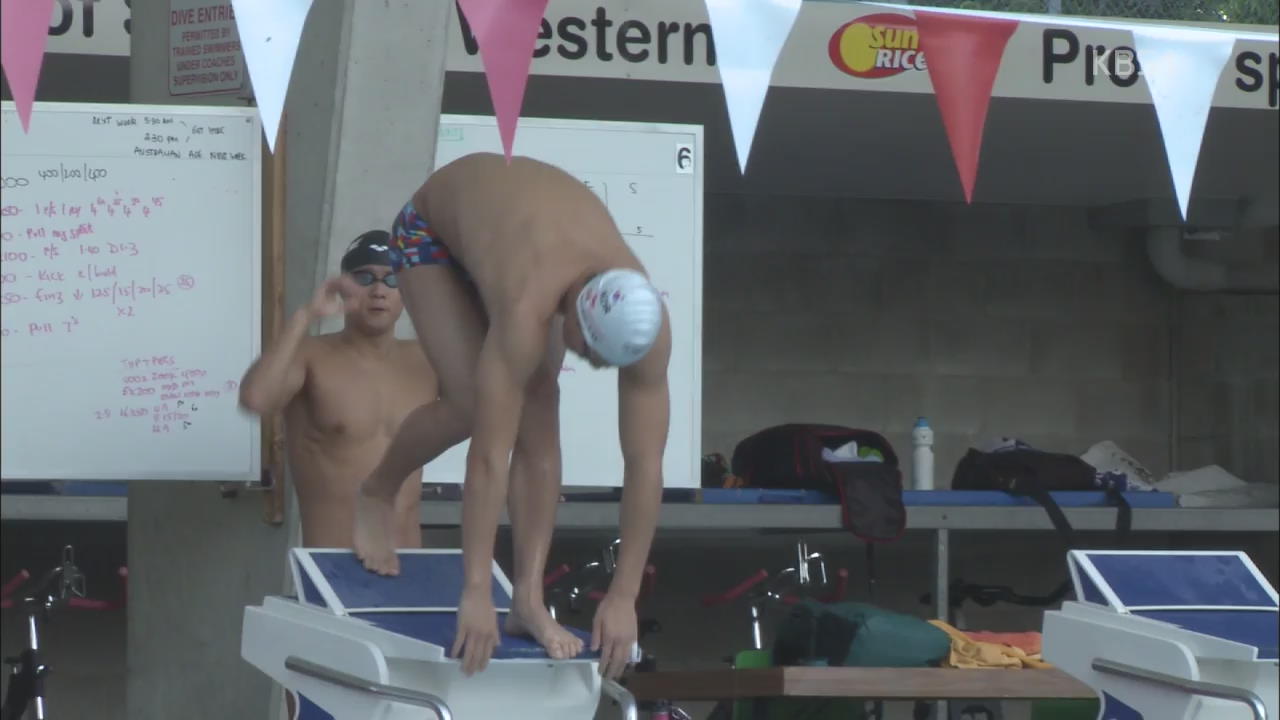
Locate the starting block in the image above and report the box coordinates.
[1043,549,1278,720]
[241,549,637,720]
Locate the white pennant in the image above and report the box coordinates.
[231,0,315,152]
[1131,27,1236,221]
[703,0,803,174]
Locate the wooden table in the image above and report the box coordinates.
[622,667,1096,702]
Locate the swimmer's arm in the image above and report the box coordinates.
[612,318,672,599]
[238,308,311,416]
[461,312,546,590]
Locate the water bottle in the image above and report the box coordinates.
[911,417,934,490]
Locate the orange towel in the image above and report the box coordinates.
[964,630,1042,656]
[927,620,1053,670]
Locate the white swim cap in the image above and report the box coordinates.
[575,269,663,367]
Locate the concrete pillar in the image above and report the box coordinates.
[301,1,452,335]
[126,1,450,717]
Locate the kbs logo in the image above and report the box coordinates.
[828,13,926,79]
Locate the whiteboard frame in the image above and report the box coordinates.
[431,114,705,490]
[0,101,263,483]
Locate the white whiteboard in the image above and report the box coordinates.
[1,101,261,482]
[419,115,703,488]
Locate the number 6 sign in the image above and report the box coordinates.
[675,143,694,174]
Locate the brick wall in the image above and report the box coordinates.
[1178,293,1280,484]
[701,194,1178,483]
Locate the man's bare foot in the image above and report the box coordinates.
[505,593,585,660]
[353,488,399,575]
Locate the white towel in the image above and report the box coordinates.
[822,441,860,463]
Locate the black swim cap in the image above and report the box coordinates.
[340,230,394,272]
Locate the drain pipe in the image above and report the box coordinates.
[1145,223,1277,475]
[1146,227,1280,293]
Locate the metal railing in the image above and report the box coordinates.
[284,656,454,720]
[1091,658,1269,720]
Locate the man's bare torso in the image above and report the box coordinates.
[417,153,644,315]
[285,334,438,547]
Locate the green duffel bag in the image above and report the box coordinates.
[772,600,952,668]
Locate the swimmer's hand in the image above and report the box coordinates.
[452,585,500,676]
[306,276,351,319]
[591,590,638,680]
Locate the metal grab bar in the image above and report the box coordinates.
[602,678,638,720]
[1092,658,1268,720]
[284,656,454,720]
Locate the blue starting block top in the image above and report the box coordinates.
[354,611,594,660]
[295,550,512,612]
[1068,550,1279,661]
[289,549,596,661]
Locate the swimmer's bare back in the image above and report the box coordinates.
[416,153,646,315]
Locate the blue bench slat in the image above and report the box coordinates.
[903,490,1177,508]
[699,489,1177,507]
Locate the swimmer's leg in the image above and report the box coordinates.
[355,220,486,575]
[503,320,583,659]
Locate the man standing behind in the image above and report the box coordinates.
[239,230,438,549]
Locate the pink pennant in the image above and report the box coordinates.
[456,0,550,162]
[1,0,56,132]
[914,10,1019,203]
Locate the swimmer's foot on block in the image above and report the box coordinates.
[505,592,585,660]
[352,490,399,576]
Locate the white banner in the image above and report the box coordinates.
[38,0,1279,112]
[46,0,131,57]
[441,0,1278,111]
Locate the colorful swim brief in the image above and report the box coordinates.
[389,201,453,272]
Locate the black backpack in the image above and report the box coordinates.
[944,447,1132,607]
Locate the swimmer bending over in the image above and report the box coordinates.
[353,153,671,681]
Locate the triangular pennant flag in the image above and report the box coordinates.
[231,0,315,152]
[457,0,550,162]
[0,0,56,132]
[1131,27,1235,221]
[703,0,803,174]
[913,10,1019,203]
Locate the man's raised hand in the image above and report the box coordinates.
[306,276,352,319]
